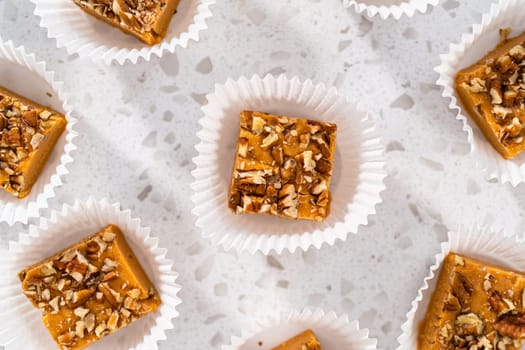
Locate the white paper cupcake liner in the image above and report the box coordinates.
[0,39,77,226]
[30,0,216,65]
[342,0,439,20]
[191,74,387,255]
[0,198,181,350]
[435,0,525,186]
[222,308,378,350]
[397,225,525,349]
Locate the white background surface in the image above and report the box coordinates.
[1,0,524,349]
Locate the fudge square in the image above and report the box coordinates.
[272,329,323,350]
[418,252,525,350]
[19,225,161,350]
[455,31,525,159]
[71,0,181,45]
[0,86,67,199]
[228,110,337,221]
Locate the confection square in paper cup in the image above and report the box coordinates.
[435,0,525,186]
[191,74,387,255]
[30,0,216,65]
[0,198,181,350]
[397,225,525,349]
[222,308,378,350]
[0,39,77,226]
[342,0,439,20]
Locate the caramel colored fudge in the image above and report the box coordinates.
[228,111,337,221]
[272,329,323,350]
[19,225,161,350]
[455,31,525,159]
[72,0,180,45]
[0,86,67,199]
[418,252,525,350]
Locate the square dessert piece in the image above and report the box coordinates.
[0,86,67,199]
[455,31,525,159]
[228,110,337,222]
[72,0,180,45]
[272,329,323,350]
[19,225,161,350]
[418,252,525,350]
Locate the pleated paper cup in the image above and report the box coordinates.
[222,308,378,350]
[435,0,525,186]
[30,0,216,65]
[0,198,181,350]
[0,39,77,225]
[397,225,525,349]
[191,74,387,255]
[342,0,439,20]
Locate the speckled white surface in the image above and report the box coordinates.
[1,0,525,349]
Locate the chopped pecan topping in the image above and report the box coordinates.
[230,111,337,221]
[494,312,525,339]
[0,89,61,197]
[461,40,525,146]
[74,0,167,35]
[451,272,474,308]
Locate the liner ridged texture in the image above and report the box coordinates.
[396,225,525,349]
[222,308,378,350]
[0,198,181,350]
[0,39,77,225]
[435,0,525,186]
[30,0,216,65]
[342,0,439,20]
[191,74,387,255]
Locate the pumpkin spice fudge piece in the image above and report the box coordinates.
[228,110,337,222]
[455,30,525,159]
[272,329,323,350]
[19,224,161,350]
[418,252,525,350]
[0,86,67,199]
[71,0,180,45]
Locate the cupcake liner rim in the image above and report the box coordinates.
[343,0,440,20]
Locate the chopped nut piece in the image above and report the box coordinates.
[228,111,337,221]
[494,312,525,339]
[127,288,141,299]
[74,306,90,319]
[85,313,95,332]
[456,313,483,335]
[49,296,60,313]
[466,77,488,93]
[40,262,56,276]
[102,231,116,242]
[101,257,118,272]
[71,288,95,307]
[57,331,76,346]
[19,225,161,350]
[94,321,107,338]
[107,310,119,330]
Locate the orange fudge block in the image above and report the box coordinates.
[72,0,180,45]
[228,110,337,222]
[455,31,525,159]
[418,252,525,350]
[19,225,161,350]
[0,86,66,199]
[272,329,323,350]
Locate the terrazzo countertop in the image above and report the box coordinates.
[1,0,525,349]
